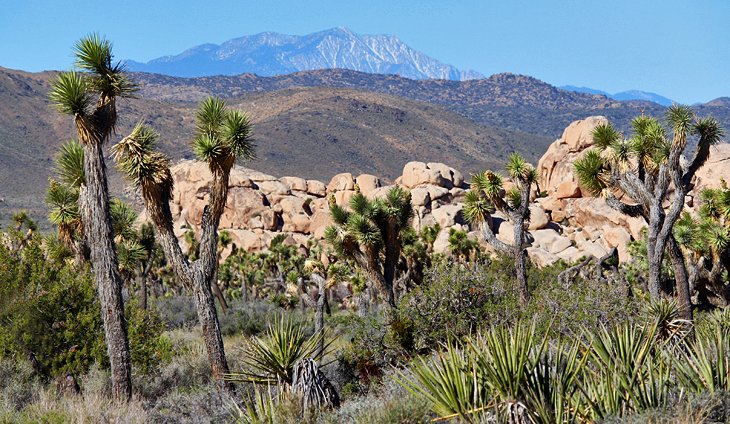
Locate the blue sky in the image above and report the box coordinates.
[1,0,728,104]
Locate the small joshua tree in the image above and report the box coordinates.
[324,186,413,315]
[48,35,136,400]
[464,153,538,304]
[113,97,254,394]
[674,182,730,305]
[574,106,723,319]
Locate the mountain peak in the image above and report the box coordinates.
[126,28,484,81]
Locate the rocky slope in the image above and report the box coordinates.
[126,27,483,81]
[167,117,730,266]
[0,67,528,227]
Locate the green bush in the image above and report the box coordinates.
[398,257,523,351]
[0,232,171,379]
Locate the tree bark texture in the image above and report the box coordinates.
[79,140,132,401]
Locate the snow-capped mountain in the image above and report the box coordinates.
[126,27,483,81]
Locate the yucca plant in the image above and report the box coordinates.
[574,107,725,319]
[228,316,329,386]
[580,322,670,420]
[396,341,488,423]
[674,325,730,393]
[470,322,546,422]
[644,298,693,344]
[676,184,730,306]
[464,154,538,304]
[523,340,585,424]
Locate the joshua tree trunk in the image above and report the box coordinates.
[512,213,530,304]
[668,237,693,320]
[312,273,327,365]
[191,267,232,391]
[79,140,132,401]
[136,254,154,310]
[211,272,229,314]
[142,173,234,394]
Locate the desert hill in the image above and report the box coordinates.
[0,67,534,227]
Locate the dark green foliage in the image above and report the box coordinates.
[0,231,170,379]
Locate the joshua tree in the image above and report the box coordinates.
[448,228,479,263]
[464,153,538,304]
[674,182,730,305]
[113,97,254,394]
[574,106,723,318]
[46,140,88,264]
[324,186,413,315]
[48,35,135,400]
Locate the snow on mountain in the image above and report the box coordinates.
[126,27,483,81]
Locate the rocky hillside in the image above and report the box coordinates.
[0,67,529,227]
[132,69,730,139]
[126,27,483,81]
[167,117,730,267]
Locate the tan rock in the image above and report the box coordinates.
[247,170,277,182]
[228,229,265,252]
[218,187,267,229]
[426,185,450,202]
[528,205,550,230]
[410,187,431,207]
[450,187,467,203]
[401,162,449,188]
[276,196,307,215]
[531,229,571,254]
[602,226,632,262]
[282,213,311,233]
[259,209,279,231]
[327,173,355,192]
[527,247,559,267]
[432,229,451,254]
[306,180,327,197]
[310,210,333,239]
[280,176,308,192]
[355,174,381,196]
[257,180,291,196]
[557,246,584,263]
[556,181,581,199]
[334,190,355,207]
[537,116,608,196]
[431,204,464,228]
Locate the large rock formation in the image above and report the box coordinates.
[161,118,730,267]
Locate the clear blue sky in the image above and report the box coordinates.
[1,0,728,104]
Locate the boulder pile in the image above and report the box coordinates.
[164,117,730,267]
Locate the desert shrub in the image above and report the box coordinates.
[146,384,234,423]
[324,369,432,424]
[398,257,523,351]
[152,295,199,329]
[126,299,174,375]
[527,265,639,337]
[0,358,42,411]
[217,298,295,337]
[133,328,213,400]
[0,232,173,380]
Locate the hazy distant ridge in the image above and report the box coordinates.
[561,85,675,106]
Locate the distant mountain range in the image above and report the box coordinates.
[126,27,483,81]
[560,85,675,106]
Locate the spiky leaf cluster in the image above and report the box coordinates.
[49,34,136,119]
[324,188,413,260]
[192,97,255,168]
[113,123,173,191]
[465,154,536,225]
